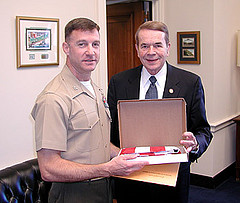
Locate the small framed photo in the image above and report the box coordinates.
[177,31,200,64]
[16,16,59,68]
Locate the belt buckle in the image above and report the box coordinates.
[85,177,104,182]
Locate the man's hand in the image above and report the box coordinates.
[37,148,148,182]
[180,132,198,153]
[106,154,149,176]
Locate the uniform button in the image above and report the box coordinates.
[73,86,78,90]
[105,144,107,148]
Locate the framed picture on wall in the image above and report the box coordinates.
[16,16,59,68]
[177,31,200,64]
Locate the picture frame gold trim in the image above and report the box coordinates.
[177,31,200,64]
[16,16,59,68]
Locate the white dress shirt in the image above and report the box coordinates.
[139,62,167,100]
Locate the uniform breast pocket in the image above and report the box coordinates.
[70,111,101,152]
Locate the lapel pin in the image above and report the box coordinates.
[169,88,174,94]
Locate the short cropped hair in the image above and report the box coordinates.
[135,21,169,46]
[65,18,100,42]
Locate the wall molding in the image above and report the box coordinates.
[210,114,240,133]
[190,162,235,189]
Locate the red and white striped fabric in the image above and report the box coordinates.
[120,146,180,156]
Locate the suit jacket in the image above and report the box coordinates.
[107,62,212,162]
[107,63,212,202]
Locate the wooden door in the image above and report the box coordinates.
[107,1,151,82]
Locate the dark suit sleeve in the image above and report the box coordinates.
[107,76,121,147]
[188,77,213,162]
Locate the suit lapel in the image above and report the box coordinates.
[125,66,142,100]
[163,63,181,98]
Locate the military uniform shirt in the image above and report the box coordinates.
[31,65,111,165]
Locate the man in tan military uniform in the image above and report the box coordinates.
[31,18,148,203]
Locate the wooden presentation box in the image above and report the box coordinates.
[116,98,188,186]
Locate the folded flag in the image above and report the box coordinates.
[120,146,180,157]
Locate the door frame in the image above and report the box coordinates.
[152,0,164,22]
[94,0,163,94]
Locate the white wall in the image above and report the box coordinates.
[0,0,107,170]
[161,0,240,177]
[212,0,240,122]
[191,122,236,176]
[163,0,215,120]
[162,0,240,124]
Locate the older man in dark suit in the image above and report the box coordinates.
[107,21,212,203]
